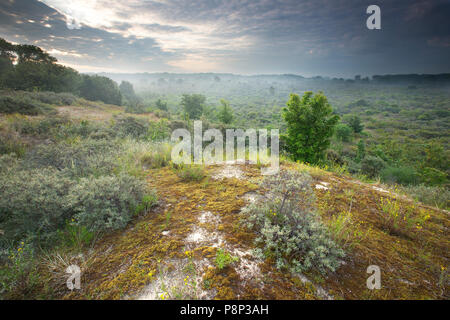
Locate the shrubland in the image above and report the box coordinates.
[0,110,168,298]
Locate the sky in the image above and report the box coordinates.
[0,0,449,77]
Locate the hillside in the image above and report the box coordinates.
[59,160,449,300]
[1,102,447,300]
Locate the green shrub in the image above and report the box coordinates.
[134,191,158,216]
[399,185,450,210]
[0,156,148,246]
[53,120,99,140]
[176,165,206,182]
[67,173,147,232]
[0,130,26,157]
[361,155,385,178]
[0,153,20,174]
[140,143,172,169]
[113,116,149,139]
[381,166,420,185]
[9,115,70,136]
[25,139,118,177]
[215,248,238,270]
[242,170,344,275]
[57,220,95,251]
[0,168,74,246]
[0,96,53,115]
[22,91,77,106]
[147,119,170,141]
[335,123,352,142]
[378,197,429,238]
[419,167,447,186]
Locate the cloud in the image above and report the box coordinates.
[0,0,449,76]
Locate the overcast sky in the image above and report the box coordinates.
[1,0,449,77]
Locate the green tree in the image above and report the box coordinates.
[119,81,136,100]
[218,99,233,124]
[282,92,339,164]
[79,75,122,105]
[119,81,141,111]
[155,99,168,111]
[335,123,352,142]
[181,94,205,119]
[15,44,56,64]
[0,56,13,88]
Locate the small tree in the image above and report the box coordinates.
[346,115,364,133]
[282,92,339,164]
[181,94,205,119]
[155,99,168,111]
[218,99,233,124]
[335,123,352,142]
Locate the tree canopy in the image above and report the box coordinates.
[0,38,123,106]
[282,91,339,164]
[181,93,205,119]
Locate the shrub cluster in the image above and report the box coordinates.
[0,137,155,249]
[0,96,54,115]
[242,170,344,275]
[175,164,206,182]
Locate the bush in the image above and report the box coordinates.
[0,153,20,174]
[176,165,206,182]
[67,173,147,232]
[381,166,420,185]
[326,149,344,166]
[141,143,172,169]
[0,96,53,115]
[0,168,74,246]
[0,154,149,247]
[361,155,385,178]
[378,197,429,238]
[57,220,95,250]
[335,123,352,142]
[9,115,70,136]
[148,119,170,141]
[23,91,77,106]
[419,167,447,186]
[25,139,118,177]
[113,116,149,139]
[53,120,100,140]
[0,130,26,157]
[215,248,238,270]
[242,170,344,275]
[399,185,450,210]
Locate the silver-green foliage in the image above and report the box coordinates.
[0,153,149,246]
[0,167,74,244]
[67,173,147,232]
[242,170,344,275]
[25,139,118,177]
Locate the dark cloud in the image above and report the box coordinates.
[0,0,449,76]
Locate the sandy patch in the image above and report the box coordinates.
[212,164,243,180]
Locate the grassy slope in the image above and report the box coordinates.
[2,104,448,300]
[59,162,448,300]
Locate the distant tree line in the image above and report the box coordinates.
[371,74,450,85]
[0,38,123,105]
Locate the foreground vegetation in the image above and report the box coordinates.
[0,39,448,299]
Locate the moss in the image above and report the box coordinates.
[56,162,449,300]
